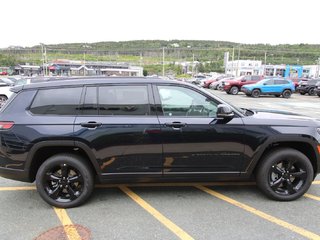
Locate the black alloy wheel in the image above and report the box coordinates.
[251,89,260,98]
[36,154,94,208]
[256,148,313,201]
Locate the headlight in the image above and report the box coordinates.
[224,82,230,86]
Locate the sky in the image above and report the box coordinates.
[1,0,320,48]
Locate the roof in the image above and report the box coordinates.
[11,77,178,93]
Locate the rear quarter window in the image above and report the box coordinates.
[30,87,83,115]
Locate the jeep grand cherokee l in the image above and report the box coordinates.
[0,77,319,208]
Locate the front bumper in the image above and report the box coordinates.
[296,86,308,94]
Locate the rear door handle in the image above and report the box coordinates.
[165,122,186,129]
[81,121,102,128]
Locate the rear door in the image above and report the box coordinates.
[74,84,163,178]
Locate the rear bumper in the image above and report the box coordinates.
[296,87,308,93]
[0,166,31,182]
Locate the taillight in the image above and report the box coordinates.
[0,122,14,130]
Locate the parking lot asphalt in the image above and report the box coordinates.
[1,90,320,240]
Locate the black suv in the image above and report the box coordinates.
[296,79,320,95]
[0,77,319,208]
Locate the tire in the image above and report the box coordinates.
[282,90,292,99]
[230,86,239,95]
[251,89,260,98]
[36,154,94,208]
[0,95,8,106]
[256,148,313,201]
[308,88,315,96]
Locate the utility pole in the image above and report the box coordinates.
[162,47,165,77]
[231,47,234,76]
[236,45,240,76]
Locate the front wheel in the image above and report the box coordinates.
[251,89,260,98]
[36,154,94,208]
[308,88,315,96]
[230,86,239,95]
[256,148,313,201]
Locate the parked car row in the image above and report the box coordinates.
[202,74,320,99]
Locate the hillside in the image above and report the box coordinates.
[1,40,320,75]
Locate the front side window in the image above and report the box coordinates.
[99,86,149,115]
[30,87,82,115]
[157,86,218,117]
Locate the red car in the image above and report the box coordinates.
[223,75,264,95]
[0,71,8,76]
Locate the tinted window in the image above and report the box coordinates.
[264,80,274,85]
[99,86,149,115]
[157,86,218,117]
[251,76,260,81]
[82,86,98,115]
[274,80,289,84]
[30,87,82,115]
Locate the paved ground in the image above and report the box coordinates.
[1,91,320,240]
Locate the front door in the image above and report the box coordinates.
[153,84,245,174]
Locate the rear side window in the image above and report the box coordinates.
[99,86,149,115]
[274,80,289,84]
[30,87,82,115]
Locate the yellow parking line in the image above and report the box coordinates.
[312,181,320,185]
[305,193,320,202]
[53,207,81,240]
[119,185,194,240]
[195,185,320,240]
[0,186,36,191]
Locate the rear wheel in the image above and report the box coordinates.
[256,148,313,201]
[230,86,239,95]
[251,89,260,98]
[36,154,94,208]
[282,90,292,98]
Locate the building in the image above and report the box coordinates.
[225,60,263,76]
[49,60,143,77]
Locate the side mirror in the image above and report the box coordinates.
[217,104,234,119]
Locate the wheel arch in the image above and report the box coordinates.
[26,141,101,182]
[249,140,319,178]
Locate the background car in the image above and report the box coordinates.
[223,75,264,95]
[241,78,295,98]
[209,77,234,90]
[296,79,320,95]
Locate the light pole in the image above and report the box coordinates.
[40,43,47,76]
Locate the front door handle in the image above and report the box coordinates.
[81,121,102,128]
[165,122,186,129]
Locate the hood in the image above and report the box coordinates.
[245,108,320,127]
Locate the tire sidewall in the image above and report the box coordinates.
[36,154,94,208]
[256,148,313,201]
